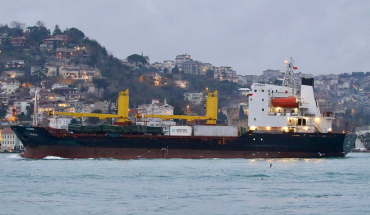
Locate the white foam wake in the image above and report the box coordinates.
[7,154,23,159]
[43,156,69,160]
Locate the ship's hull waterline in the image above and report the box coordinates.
[12,126,355,159]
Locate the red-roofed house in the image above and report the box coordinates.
[9,35,27,47]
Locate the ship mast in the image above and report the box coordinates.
[33,90,39,126]
[283,57,295,91]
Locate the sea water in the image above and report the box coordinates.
[1,153,370,215]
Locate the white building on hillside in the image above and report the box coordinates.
[184,92,203,104]
[13,101,31,115]
[59,65,101,80]
[44,64,59,77]
[49,117,73,129]
[52,83,68,90]
[1,80,20,94]
[175,53,191,70]
[136,99,176,127]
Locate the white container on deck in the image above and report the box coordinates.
[194,126,239,137]
[169,126,192,136]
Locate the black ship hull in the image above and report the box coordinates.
[11,126,355,159]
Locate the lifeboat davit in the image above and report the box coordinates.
[272,96,299,108]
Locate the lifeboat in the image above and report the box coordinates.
[272,96,299,108]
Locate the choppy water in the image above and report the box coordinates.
[1,153,370,215]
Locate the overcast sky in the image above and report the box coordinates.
[1,0,369,75]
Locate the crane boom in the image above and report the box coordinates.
[137,90,218,124]
[49,89,130,122]
[48,89,218,124]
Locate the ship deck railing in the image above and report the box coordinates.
[268,113,300,117]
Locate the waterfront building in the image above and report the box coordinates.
[0,127,23,152]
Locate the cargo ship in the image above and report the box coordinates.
[11,59,356,159]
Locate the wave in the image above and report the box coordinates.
[43,156,70,160]
[6,154,23,159]
[245,174,270,177]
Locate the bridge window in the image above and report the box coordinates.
[262,108,264,111]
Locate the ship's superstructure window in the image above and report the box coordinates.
[262,99,264,101]
[254,90,257,92]
[254,118,256,121]
[262,90,264,92]
[262,108,264,111]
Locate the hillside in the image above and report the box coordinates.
[0,21,243,115]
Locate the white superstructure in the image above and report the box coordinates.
[248,59,333,133]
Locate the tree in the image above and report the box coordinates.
[127,54,147,67]
[26,106,31,117]
[102,89,118,114]
[92,78,109,97]
[172,65,180,74]
[359,132,370,150]
[239,105,246,119]
[206,69,214,78]
[53,25,62,35]
[32,66,48,79]
[64,27,85,44]
[17,112,31,122]
[0,104,7,119]
[9,21,25,30]
[0,24,23,37]
[217,111,227,125]
[27,24,50,47]
[35,21,45,27]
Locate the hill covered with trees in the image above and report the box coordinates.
[0,21,243,116]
